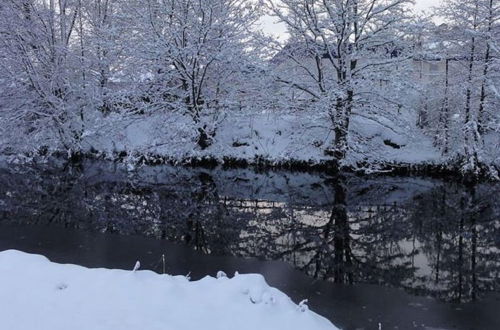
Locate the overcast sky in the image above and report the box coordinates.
[414,0,442,12]
[261,0,444,38]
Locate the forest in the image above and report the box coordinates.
[0,0,498,180]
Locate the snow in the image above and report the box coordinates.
[0,250,338,330]
[80,110,444,168]
[1,0,498,177]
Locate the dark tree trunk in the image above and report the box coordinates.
[332,90,353,166]
[197,126,213,150]
[331,174,353,284]
[468,184,478,301]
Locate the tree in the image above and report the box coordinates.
[266,0,414,167]
[130,0,263,149]
[435,0,500,177]
[76,0,129,114]
[0,0,84,151]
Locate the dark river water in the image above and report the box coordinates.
[0,159,499,330]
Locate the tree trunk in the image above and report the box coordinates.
[463,2,480,173]
[439,58,450,155]
[477,0,494,135]
[197,126,212,150]
[332,90,353,166]
[192,111,215,150]
[331,174,353,284]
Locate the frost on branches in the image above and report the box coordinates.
[0,0,498,178]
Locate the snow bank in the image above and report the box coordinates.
[0,250,338,330]
[81,111,442,167]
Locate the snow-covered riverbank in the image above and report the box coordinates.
[0,250,338,330]
[0,112,443,166]
[2,111,498,178]
[83,112,445,167]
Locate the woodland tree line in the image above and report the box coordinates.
[0,0,498,177]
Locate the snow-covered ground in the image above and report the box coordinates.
[81,111,443,166]
[3,110,498,169]
[0,250,338,330]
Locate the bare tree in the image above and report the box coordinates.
[266,0,414,167]
[0,0,83,151]
[132,0,263,149]
[437,0,499,177]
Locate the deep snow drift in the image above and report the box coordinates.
[0,250,338,330]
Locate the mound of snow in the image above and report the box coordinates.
[0,250,338,330]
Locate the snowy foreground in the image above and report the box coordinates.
[0,250,338,330]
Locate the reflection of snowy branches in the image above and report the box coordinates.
[0,162,498,302]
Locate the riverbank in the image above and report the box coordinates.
[2,223,499,330]
[1,112,498,181]
[3,147,498,183]
[0,250,337,330]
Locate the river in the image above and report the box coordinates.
[0,159,499,329]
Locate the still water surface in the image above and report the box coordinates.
[0,160,499,329]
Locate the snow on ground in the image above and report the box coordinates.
[0,250,338,330]
[8,108,496,168]
[82,110,443,166]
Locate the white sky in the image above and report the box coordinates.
[261,0,444,38]
[414,0,441,12]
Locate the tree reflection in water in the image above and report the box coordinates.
[0,161,498,302]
